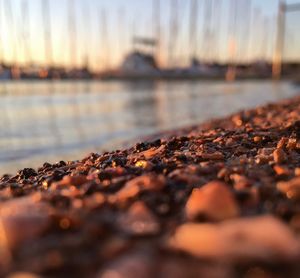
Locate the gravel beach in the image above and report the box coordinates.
[0,96,300,277]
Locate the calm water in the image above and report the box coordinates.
[0,80,299,175]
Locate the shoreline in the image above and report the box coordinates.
[0,96,300,276]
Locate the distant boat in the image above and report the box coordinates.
[100,53,225,80]
[100,49,161,80]
[187,57,224,77]
[120,51,159,75]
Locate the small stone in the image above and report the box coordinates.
[273,148,287,164]
[169,216,300,262]
[273,165,290,176]
[286,138,297,150]
[277,177,300,200]
[253,136,262,143]
[60,175,88,187]
[185,181,239,221]
[201,152,224,161]
[0,196,51,249]
[168,169,202,187]
[259,148,274,156]
[277,137,288,149]
[118,201,160,236]
[255,148,274,164]
[117,174,165,201]
[50,175,88,191]
[232,115,243,126]
[135,160,153,170]
[132,145,165,160]
[230,174,252,190]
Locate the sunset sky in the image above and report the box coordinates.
[0,0,299,70]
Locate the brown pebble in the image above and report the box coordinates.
[50,175,88,191]
[117,174,166,201]
[61,175,88,187]
[273,165,290,176]
[132,145,165,160]
[201,152,224,161]
[135,160,153,170]
[231,174,252,190]
[232,115,243,126]
[277,177,300,200]
[273,148,287,164]
[118,201,160,236]
[253,136,261,143]
[286,138,297,150]
[169,216,300,262]
[277,137,288,149]
[185,181,239,221]
[0,196,51,249]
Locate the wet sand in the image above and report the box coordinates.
[0,96,300,277]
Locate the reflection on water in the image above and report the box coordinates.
[0,80,299,174]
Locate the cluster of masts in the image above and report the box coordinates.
[0,0,299,80]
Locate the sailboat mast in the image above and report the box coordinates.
[189,0,198,59]
[212,0,222,62]
[82,1,90,69]
[5,0,17,65]
[101,9,109,70]
[203,0,213,62]
[272,0,286,79]
[42,0,53,67]
[68,0,77,69]
[118,7,125,63]
[21,0,31,66]
[168,0,178,67]
[225,0,238,81]
[243,0,252,62]
[153,0,160,64]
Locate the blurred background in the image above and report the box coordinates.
[0,0,299,174]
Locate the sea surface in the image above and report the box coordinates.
[0,80,299,175]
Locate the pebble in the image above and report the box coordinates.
[118,201,160,236]
[0,196,51,249]
[116,174,166,201]
[273,148,287,164]
[273,165,290,176]
[53,175,88,188]
[201,152,224,161]
[0,96,299,276]
[132,145,165,160]
[185,181,239,221]
[169,215,300,262]
[277,177,300,200]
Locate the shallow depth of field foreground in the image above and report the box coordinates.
[0,96,299,277]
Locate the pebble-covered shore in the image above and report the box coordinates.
[0,96,300,277]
